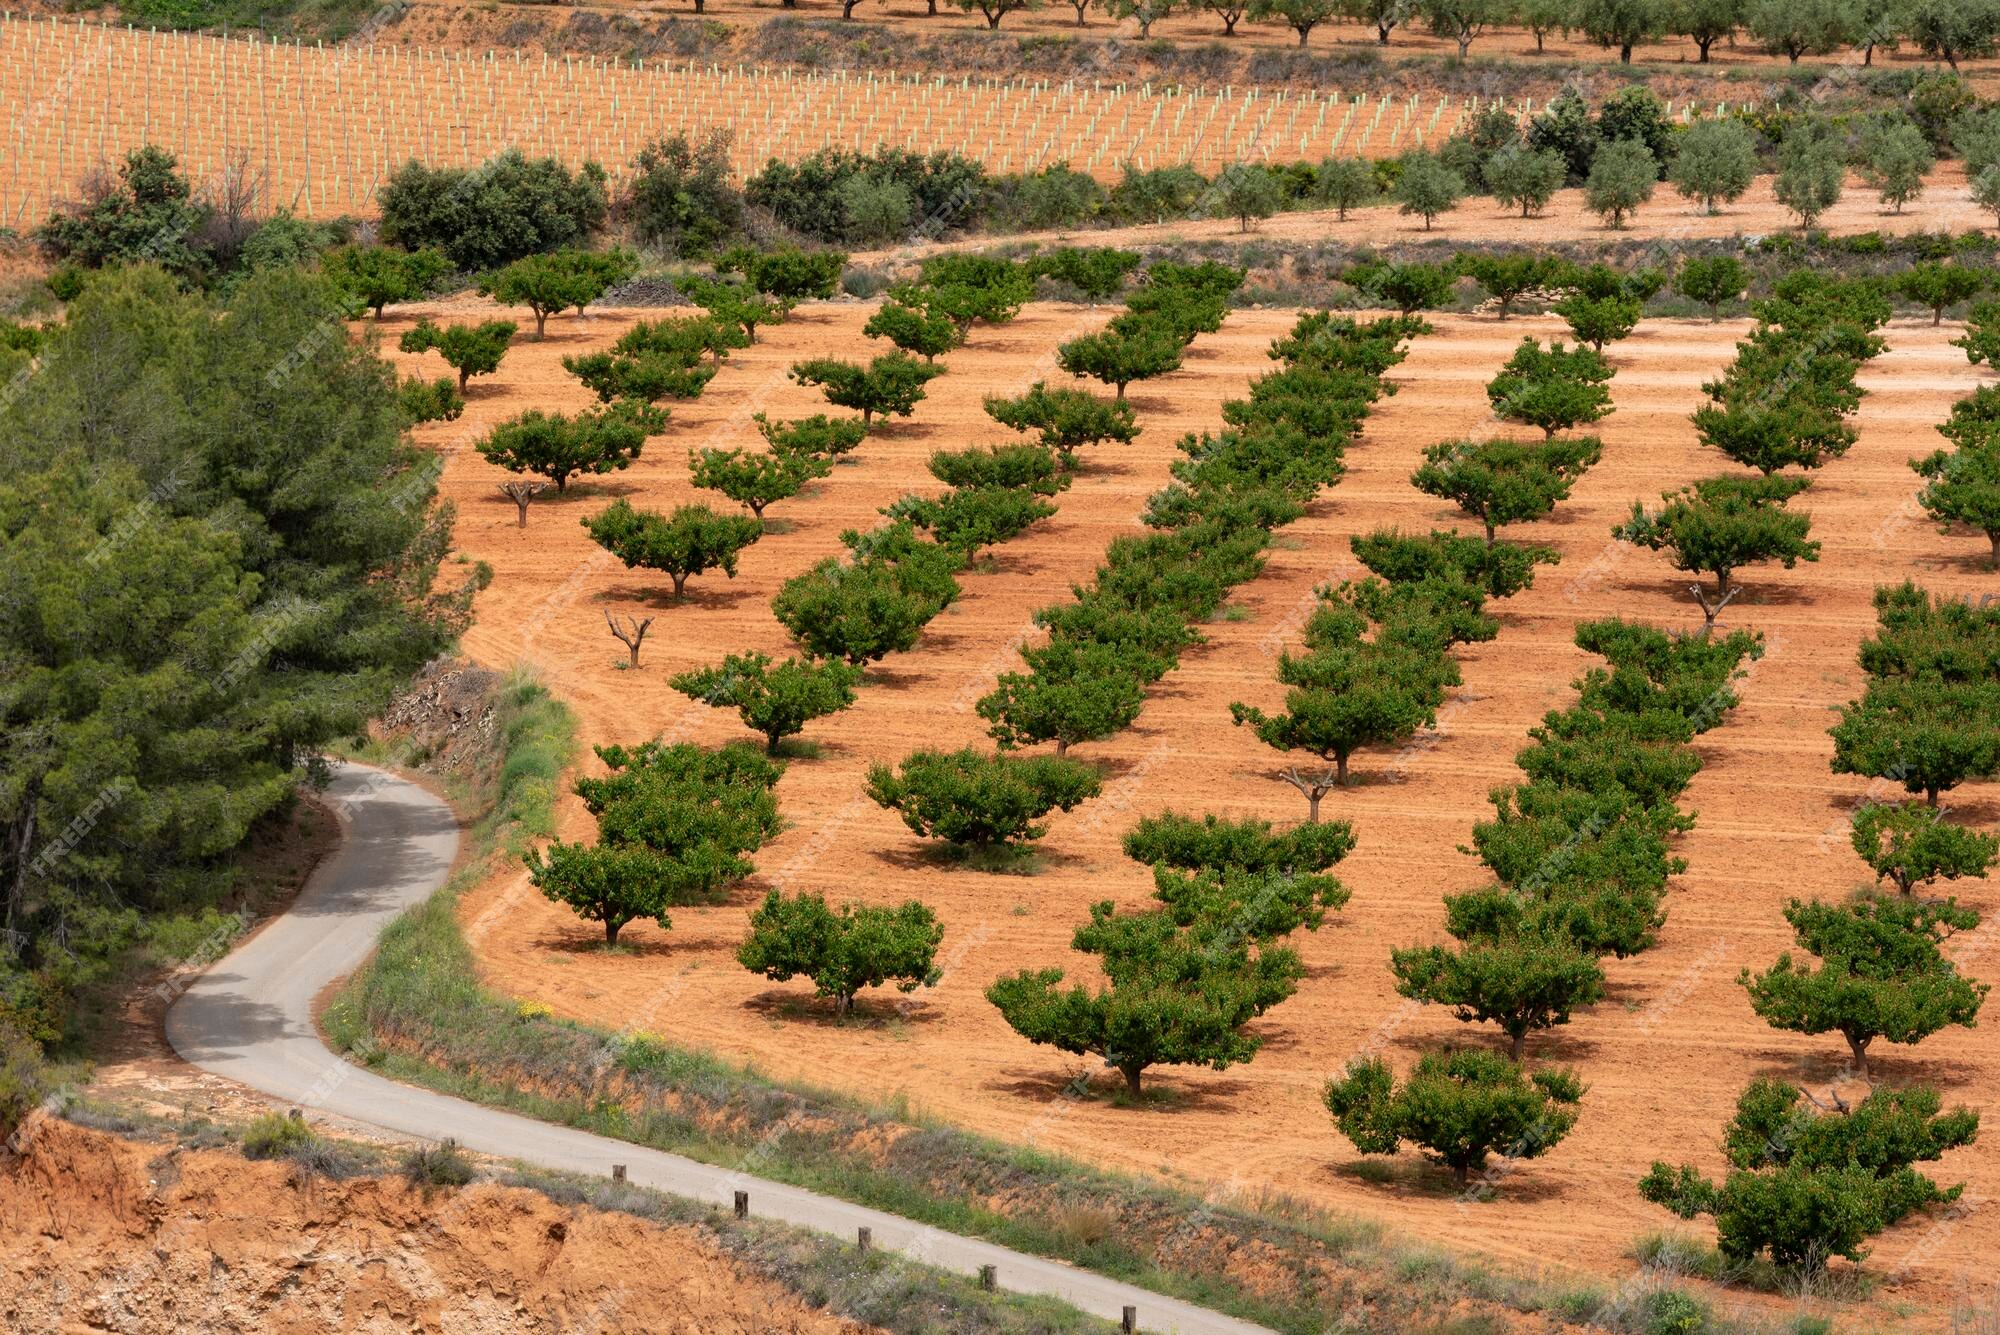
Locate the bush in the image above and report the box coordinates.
[379,150,608,271]
[0,1023,47,1139]
[400,1138,477,1188]
[38,146,204,277]
[241,1111,316,1159]
[623,132,742,257]
[866,747,1102,849]
[1584,138,1659,229]
[1670,119,1758,215]
[746,148,985,244]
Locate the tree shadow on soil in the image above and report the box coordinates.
[740,988,943,1028]
[983,1064,1255,1114]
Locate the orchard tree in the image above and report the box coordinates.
[1676,255,1748,320]
[478,247,637,339]
[399,318,516,391]
[987,901,1301,1096]
[1640,1079,1978,1270]
[1669,119,1757,214]
[1613,475,1820,628]
[323,244,450,317]
[723,244,848,301]
[738,891,943,1015]
[1316,158,1379,219]
[1555,291,1642,350]
[1230,638,1448,817]
[1030,246,1141,303]
[671,652,863,754]
[1395,153,1465,230]
[1412,436,1603,544]
[1574,0,1668,61]
[1483,145,1566,219]
[1905,0,2000,69]
[885,484,1058,562]
[1898,262,1986,326]
[757,412,870,462]
[1109,0,1181,36]
[1354,260,1457,316]
[1911,434,2000,569]
[689,446,829,518]
[1249,0,1341,45]
[680,272,791,344]
[1585,138,1659,229]
[1125,809,1356,877]
[977,639,1151,755]
[396,374,464,426]
[929,443,1070,495]
[866,747,1101,850]
[772,543,958,666]
[1420,0,1508,56]
[864,297,963,361]
[1745,0,1850,61]
[1775,129,1846,231]
[1338,0,1404,43]
[1325,1048,1584,1190]
[1851,801,1999,898]
[1673,0,1741,60]
[1458,253,1572,321]
[1486,337,1615,437]
[1829,678,2000,805]
[583,499,763,599]
[1215,164,1282,232]
[527,740,782,945]
[1391,931,1607,1059]
[1520,0,1572,48]
[1742,895,1988,1077]
[1860,118,1935,214]
[791,352,947,427]
[1055,324,1184,400]
[477,405,650,495]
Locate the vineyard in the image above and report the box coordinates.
[0,14,1740,224]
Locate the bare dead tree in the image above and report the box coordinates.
[605,609,654,668]
[499,480,550,527]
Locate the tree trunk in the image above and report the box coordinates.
[1988,530,1999,570]
[457,367,471,391]
[1619,42,1632,63]
[1453,1162,1471,1188]
[987,9,1002,27]
[1457,35,1471,58]
[1223,16,1237,35]
[514,495,531,527]
[1926,787,1941,808]
[1122,1065,1143,1097]
[1297,27,1309,46]
[1054,737,1069,756]
[1307,791,1321,823]
[1484,519,1497,545]
[1114,382,1128,401]
[1696,37,1711,61]
[605,920,622,946]
[1336,754,1350,785]
[555,474,569,495]
[1376,23,1391,44]
[672,573,690,598]
[1848,1032,1870,1079]
[835,992,853,1017]
[1509,1029,1526,1061]
[535,310,548,339]
[1934,307,1943,325]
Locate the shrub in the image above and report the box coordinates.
[866,747,1101,849]
[737,891,943,1015]
[241,1111,316,1160]
[400,1138,477,1188]
[37,146,203,276]
[1675,255,1748,320]
[623,132,741,257]
[379,150,608,271]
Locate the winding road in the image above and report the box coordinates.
[165,762,1272,1335]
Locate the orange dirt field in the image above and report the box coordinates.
[391,274,2000,1327]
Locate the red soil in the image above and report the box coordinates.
[394,285,1998,1327]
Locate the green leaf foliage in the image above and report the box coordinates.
[1326,1048,1585,1190]
[866,748,1102,849]
[669,652,863,754]
[737,891,943,1014]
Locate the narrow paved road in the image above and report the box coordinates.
[166,763,1274,1335]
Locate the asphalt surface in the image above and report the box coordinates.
[166,762,1275,1335]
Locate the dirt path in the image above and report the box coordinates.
[408,295,2000,1328]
